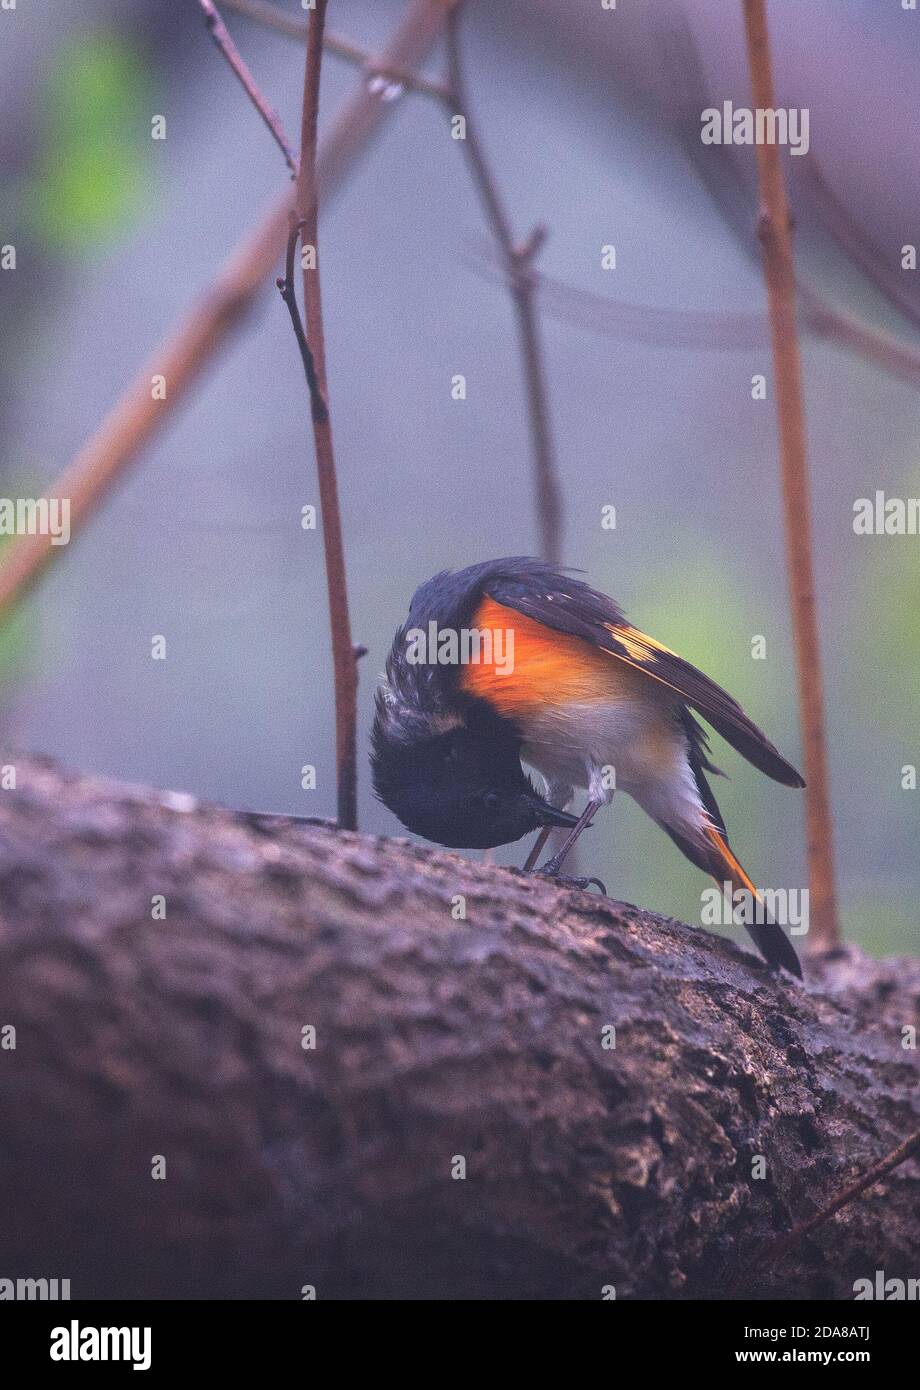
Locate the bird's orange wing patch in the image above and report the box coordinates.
[459,596,637,714]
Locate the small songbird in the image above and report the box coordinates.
[372,557,804,976]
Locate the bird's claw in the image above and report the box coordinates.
[535,868,608,896]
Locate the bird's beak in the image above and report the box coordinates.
[530,797,580,830]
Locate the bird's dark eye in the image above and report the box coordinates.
[482,790,501,812]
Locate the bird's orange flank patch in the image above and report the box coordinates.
[459,596,637,713]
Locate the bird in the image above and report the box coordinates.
[371,557,805,977]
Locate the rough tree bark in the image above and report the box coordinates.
[0,757,917,1300]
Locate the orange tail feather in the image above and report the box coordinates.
[705,826,802,978]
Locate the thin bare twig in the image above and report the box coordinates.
[219,0,308,41]
[281,0,360,833]
[444,2,561,562]
[0,0,451,619]
[326,32,450,100]
[220,0,450,98]
[759,1128,920,1271]
[803,290,920,389]
[805,156,920,335]
[467,245,920,391]
[276,218,326,421]
[198,0,297,175]
[742,0,839,952]
[223,0,560,561]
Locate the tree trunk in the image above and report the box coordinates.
[0,756,917,1299]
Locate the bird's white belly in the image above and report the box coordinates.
[521,696,669,791]
[520,695,705,837]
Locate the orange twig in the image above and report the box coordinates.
[742,0,839,952]
[278,0,360,832]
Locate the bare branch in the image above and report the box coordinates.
[444,2,562,563]
[282,0,359,833]
[465,245,920,390]
[742,0,839,952]
[198,0,297,176]
[276,217,326,422]
[322,29,450,101]
[220,0,450,98]
[805,156,920,335]
[221,0,561,561]
[801,289,920,391]
[223,0,564,826]
[218,0,308,42]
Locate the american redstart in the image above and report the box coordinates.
[372,557,804,977]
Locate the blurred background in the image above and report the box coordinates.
[0,0,917,954]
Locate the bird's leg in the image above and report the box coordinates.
[540,799,600,874]
[522,781,573,872]
[523,826,552,872]
[537,799,606,894]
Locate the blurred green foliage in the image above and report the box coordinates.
[853,471,920,733]
[848,475,920,956]
[844,888,917,960]
[623,550,765,705]
[25,32,151,251]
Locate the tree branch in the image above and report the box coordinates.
[465,249,920,391]
[219,0,309,41]
[220,0,450,98]
[235,0,562,562]
[742,0,839,952]
[0,756,916,1299]
[276,218,326,421]
[198,0,297,176]
[282,0,359,833]
[805,156,920,335]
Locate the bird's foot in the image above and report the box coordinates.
[533,865,607,895]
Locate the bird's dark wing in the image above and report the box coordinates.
[483,562,805,789]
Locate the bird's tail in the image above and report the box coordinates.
[702,825,803,978]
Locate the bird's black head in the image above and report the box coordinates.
[371,697,576,850]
